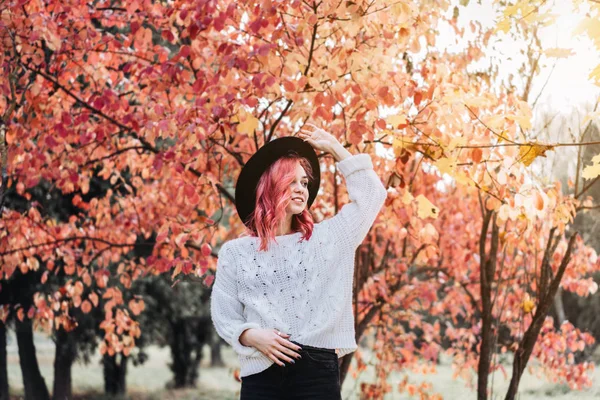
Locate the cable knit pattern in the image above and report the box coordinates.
[210,153,387,377]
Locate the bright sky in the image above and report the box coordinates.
[439,0,600,110]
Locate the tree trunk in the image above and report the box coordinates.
[170,319,190,388]
[553,287,566,324]
[168,317,209,388]
[210,336,225,367]
[0,322,9,400]
[103,353,128,395]
[15,318,50,400]
[477,311,493,400]
[53,328,77,400]
[477,211,498,400]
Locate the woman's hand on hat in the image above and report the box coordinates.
[298,123,338,152]
[240,328,302,366]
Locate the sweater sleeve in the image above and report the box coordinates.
[326,153,387,251]
[210,242,261,357]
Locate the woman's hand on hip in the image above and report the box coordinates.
[240,328,302,366]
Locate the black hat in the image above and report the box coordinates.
[235,136,320,228]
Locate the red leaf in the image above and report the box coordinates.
[203,274,215,287]
[130,20,140,34]
[182,261,193,274]
[161,29,175,42]
[189,22,200,39]
[179,45,190,59]
[258,44,271,56]
[201,243,212,257]
[214,14,226,31]
[45,135,58,147]
[184,184,196,199]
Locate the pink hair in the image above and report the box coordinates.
[246,154,315,251]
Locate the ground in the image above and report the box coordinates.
[5,331,600,399]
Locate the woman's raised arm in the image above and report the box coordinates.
[298,125,387,252]
[327,152,388,251]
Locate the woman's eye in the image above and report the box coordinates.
[302,181,308,187]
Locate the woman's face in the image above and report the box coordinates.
[285,162,309,215]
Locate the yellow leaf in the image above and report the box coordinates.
[441,88,463,105]
[573,17,600,48]
[401,190,414,205]
[391,2,412,24]
[454,170,472,186]
[464,94,492,108]
[589,64,600,86]
[497,131,509,144]
[539,14,557,28]
[502,0,552,24]
[387,114,407,127]
[503,4,520,17]
[237,113,259,135]
[447,136,467,151]
[392,137,403,157]
[518,143,555,167]
[495,18,510,33]
[511,115,532,130]
[435,157,455,175]
[519,4,536,19]
[422,145,443,160]
[523,10,553,24]
[416,194,439,219]
[521,294,535,314]
[392,136,416,157]
[483,115,505,132]
[582,153,600,180]
[543,47,574,58]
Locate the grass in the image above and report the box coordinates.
[5,331,599,399]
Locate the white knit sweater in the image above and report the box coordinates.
[210,153,387,377]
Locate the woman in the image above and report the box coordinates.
[210,125,387,399]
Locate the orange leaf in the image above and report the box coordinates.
[471,148,482,163]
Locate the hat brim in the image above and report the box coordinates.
[235,136,320,228]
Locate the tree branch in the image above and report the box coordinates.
[505,232,578,400]
[0,236,137,257]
